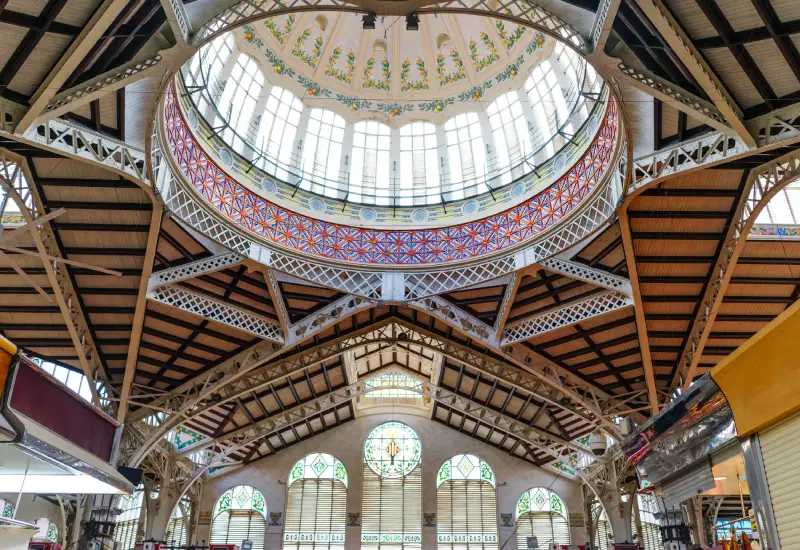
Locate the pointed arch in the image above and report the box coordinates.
[515,487,570,548]
[283,453,348,548]
[211,485,267,550]
[436,454,499,549]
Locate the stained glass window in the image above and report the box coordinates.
[437,455,498,549]
[364,372,424,399]
[211,486,267,550]
[515,488,570,548]
[361,422,422,549]
[283,454,347,549]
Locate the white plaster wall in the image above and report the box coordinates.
[196,414,584,550]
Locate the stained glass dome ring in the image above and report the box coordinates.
[364,422,421,478]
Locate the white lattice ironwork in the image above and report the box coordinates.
[539,257,632,295]
[0,153,109,409]
[748,103,800,148]
[44,53,165,118]
[161,0,191,44]
[21,118,149,185]
[616,62,729,129]
[147,284,284,342]
[675,148,800,387]
[148,252,244,288]
[501,291,633,345]
[195,0,586,53]
[410,295,496,344]
[591,0,621,53]
[287,294,375,345]
[630,131,748,195]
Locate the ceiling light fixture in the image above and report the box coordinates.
[406,13,420,31]
[362,12,377,30]
[714,476,727,480]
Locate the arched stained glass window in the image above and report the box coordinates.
[216,53,265,153]
[302,109,346,196]
[515,488,570,548]
[166,499,191,547]
[487,92,531,183]
[283,453,348,549]
[211,485,267,550]
[113,488,146,550]
[361,422,422,549]
[350,121,391,204]
[256,86,303,179]
[436,455,498,549]
[444,113,486,199]
[399,122,440,205]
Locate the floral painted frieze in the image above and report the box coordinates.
[292,27,324,69]
[400,58,429,91]
[436,49,467,86]
[495,55,524,82]
[496,15,527,50]
[264,14,295,44]
[469,32,500,72]
[363,57,391,91]
[377,102,414,117]
[325,46,355,84]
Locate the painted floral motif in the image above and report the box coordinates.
[292,28,324,69]
[526,32,545,54]
[325,46,355,84]
[438,460,452,484]
[496,15,527,49]
[252,489,266,513]
[400,58,429,91]
[242,24,264,49]
[335,93,369,112]
[480,462,493,483]
[363,57,391,91]
[437,49,467,86]
[376,102,413,117]
[517,490,531,515]
[263,13,295,44]
[469,32,500,72]
[262,44,295,76]
[418,97,455,114]
[495,55,524,82]
[457,82,492,102]
[216,489,233,513]
[47,524,58,543]
[296,75,332,97]
[2,502,13,519]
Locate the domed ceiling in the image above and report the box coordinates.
[236,12,549,123]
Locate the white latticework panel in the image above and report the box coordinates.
[287,294,375,345]
[502,291,633,345]
[539,257,631,295]
[749,104,800,148]
[26,118,149,184]
[410,295,495,344]
[631,132,746,193]
[404,256,518,300]
[148,284,284,342]
[149,252,244,287]
[267,250,384,300]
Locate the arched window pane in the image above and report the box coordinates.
[361,422,422,549]
[436,455,498,549]
[351,121,391,204]
[444,113,486,199]
[592,506,613,550]
[216,54,265,154]
[113,488,146,550]
[211,486,267,550]
[256,87,303,180]
[166,498,191,547]
[487,92,532,183]
[399,122,439,205]
[283,453,348,548]
[634,494,662,550]
[302,109,346,197]
[515,488,570,548]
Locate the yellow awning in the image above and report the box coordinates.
[0,334,16,357]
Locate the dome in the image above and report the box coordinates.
[156,11,622,267]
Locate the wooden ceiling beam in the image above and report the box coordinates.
[694,19,800,49]
[749,0,800,82]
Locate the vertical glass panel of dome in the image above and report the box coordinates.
[444,113,486,200]
[553,42,594,124]
[525,61,570,156]
[256,86,303,180]
[487,92,532,184]
[399,122,439,205]
[351,121,391,204]
[302,109,346,197]
[186,34,234,116]
[215,54,264,154]
[364,372,423,399]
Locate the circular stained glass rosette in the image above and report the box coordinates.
[364,422,421,478]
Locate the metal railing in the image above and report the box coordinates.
[179,44,606,207]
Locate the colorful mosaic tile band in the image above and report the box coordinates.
[164,82,618,265]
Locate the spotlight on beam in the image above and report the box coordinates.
[362,12,377,30]
[406,13,420,31]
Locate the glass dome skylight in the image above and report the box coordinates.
[180,13,604,207]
